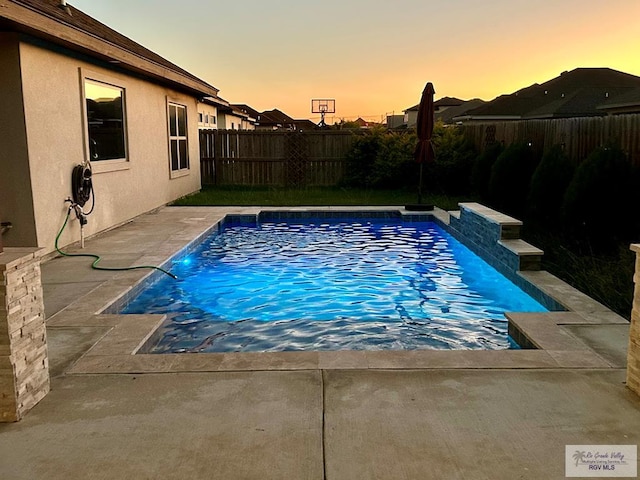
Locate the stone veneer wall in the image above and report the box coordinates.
[448,203,537,274]
[0,248,49,422]
[627,244,640,395]
[446,203,565,311]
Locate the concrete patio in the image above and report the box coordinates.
[1,206,638,479]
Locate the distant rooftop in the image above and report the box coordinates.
[405,96,465,112]
[460,68,640,120]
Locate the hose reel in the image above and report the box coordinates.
[71,163,93,209]
[68,163,94,245]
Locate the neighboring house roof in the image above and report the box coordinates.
[255,109,297,129]
[231,104,261,120]
[459,68,640,121]
[597,87,640,113]
[254,109,317,130]
[260,109,296,124]
[437,99,486,124]
[405,97,465,112]
[435,97,465,108]
[0,0,220,98]
[294,119,318,131]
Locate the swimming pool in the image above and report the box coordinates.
[121,213,547,353]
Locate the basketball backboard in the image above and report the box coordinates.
[311,99,336,114]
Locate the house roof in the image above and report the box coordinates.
[294,119,318,131]
[437,99,486,123]
[461,68,640,120]
[259,109,296,124]
[254,109,298,128]
[0,0,220,98]
[405,96,465,112]
[231,104,261,120]
[252,109,317,130]
[597,87,640,112]
[201,96,230,108]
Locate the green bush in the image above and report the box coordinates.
[343,123,476,194]
[343,130,383,187]
[369,130,417,188]
[527,145,575,226]
[488,142,540,217]
[562,145,636,250]
[471,142,503,200]
[423,123,477,195]
[343,128,416,188]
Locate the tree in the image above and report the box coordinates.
[423,122,477,195]
[488,142,540,217]
[527,145,575,226]
[562,144,636,250]
[471,142,503,200]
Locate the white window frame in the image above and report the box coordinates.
[167,100,190,178]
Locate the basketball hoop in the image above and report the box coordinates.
[311,99,335,127]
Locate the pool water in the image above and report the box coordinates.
[122,217,547,352]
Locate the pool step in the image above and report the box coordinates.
[499,239,543,271]
[448,203,543,272]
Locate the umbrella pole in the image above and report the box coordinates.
[417,163,424,204]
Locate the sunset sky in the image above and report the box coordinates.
[70,0,640,123]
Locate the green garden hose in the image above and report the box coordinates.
[55,207,177,279]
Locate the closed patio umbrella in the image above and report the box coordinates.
[406,82,435,211]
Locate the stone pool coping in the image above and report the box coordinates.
[45,206,629,375]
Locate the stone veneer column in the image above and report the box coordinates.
[628,244,640,395]
[0,248,49,422]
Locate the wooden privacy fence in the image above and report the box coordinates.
[461,114,640,166]
[199,130,358,186]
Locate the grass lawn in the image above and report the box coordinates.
[173,185,469,212]
[173,186,634,320]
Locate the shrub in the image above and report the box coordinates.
[471,142,503,200]
[488,142,540,217]
[527,145,575,226]
[343,128,416,188]
[562,144,636,250]
[423,123,477,195]
[343,130,383,187]
[369,130,417,188]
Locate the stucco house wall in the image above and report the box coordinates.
[0,33,202,253]
[218,112,231,130]
[197,103,218,129]
[0,33,37,246]
[240,116,256,131]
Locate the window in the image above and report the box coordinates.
[213,116,217,125]
[198,112,203,123]
[168,102,189,172]
[84,79,127,161]
[205,114,209,124]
